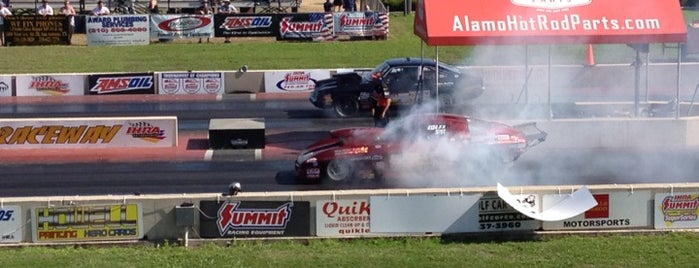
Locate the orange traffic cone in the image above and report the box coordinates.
[585,44,595,66]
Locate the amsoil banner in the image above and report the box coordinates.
[0,76,11,97]
[31,203,144,242]
[654,192,699,229]
[414,0,687,45]
[3,15,70,46]
[86,15,150,46]
[542,191,651,230]
[150,14,214,39]
[333,12,389,38]
[316,200,371,237]
[0,116,177,149]
[276,13,333,41]
[199,201,310,238]
[88,73,155,95]
[263,69,330,93]
[157,72,224,95]
[214,14,276,37]
[15,74,85,96]
[0,206,22,243]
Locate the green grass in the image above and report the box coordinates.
[1,233,699,267]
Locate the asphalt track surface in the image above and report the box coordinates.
[1,93,699,197]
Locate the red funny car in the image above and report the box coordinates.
[295,113,547,183]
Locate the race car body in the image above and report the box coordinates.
[294,113,546,184]
[309,58,484,117]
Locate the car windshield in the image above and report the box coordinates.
[363,62,390,82]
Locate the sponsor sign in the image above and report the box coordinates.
[316,200,371,237]
[478,194,540,232]
[276,13,333,41]
[654,192,699,229]
[264,70,330,93]
[31,203,144,242]
[370,195,481,233]
[158,72,224,95]
[214,14,276,37]
[150,14,214,39]
[0,76,12,97]
[333,12,380,37]
[3,15,70,46]
[0,116,177,149]
[88,73,155,95]
[199,201,310,238]
[16,74,85,96]
[413,0,687,45]
[542,191,651,230]
[0,206,22,243]
[86,15,150,46]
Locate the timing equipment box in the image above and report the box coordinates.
[208,118,265,149]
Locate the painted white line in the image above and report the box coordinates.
[204,149,214,161]
[250,94,257,101]
[255,149,262,160]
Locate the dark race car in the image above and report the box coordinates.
[294,113,547,184]
[309,58,485,117]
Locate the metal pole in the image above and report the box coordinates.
[634,48,640,117]
[524,45,529,103]
[435,46,440,113]
[645,52,649,103]
[548,45,552,120]
[676,42,682,119]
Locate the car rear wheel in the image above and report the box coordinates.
[333,96,359,118]
[325,159,355,182]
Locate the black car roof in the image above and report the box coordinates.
[384,57,439,67]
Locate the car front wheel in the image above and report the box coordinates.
[325,159,355,182]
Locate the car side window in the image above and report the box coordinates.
[385,66,419,94]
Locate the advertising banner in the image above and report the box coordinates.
[86,15,150,46]
[150,14,214,39]
[333,12,388,37]
[199,200,310,238]
[31,203,144,242]
[0,206,22,243]
[263,69,330,93]
[542,191,651,230]
[88,73,155,95]
[370,195,481,233]
[316,199,370,237]
[158,72,225,95]
[0,76,11,97]
[654,192,699,229]
[0,116,177,149]
[276,13,333,41]
[214,14,276,37]
[3,15,70,46]
[478,194,540,232]
[15,74,85,96]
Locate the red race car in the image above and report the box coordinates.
[294,113,547,184]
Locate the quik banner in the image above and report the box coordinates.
[88,73,155,95]
[276,13,333,41]
[0,206,22,243]
[150,14,214,39]
[214,14,276,37]
[199,200,310,238]
[4,15,70,46]
[86,15,150,46]
[32,203,144,242]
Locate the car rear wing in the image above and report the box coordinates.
[513,122,547,148]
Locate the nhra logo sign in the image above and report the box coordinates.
[29,76,70,95]
[126,121,166,142]
[199,200,310,238]
[89,73,156,95]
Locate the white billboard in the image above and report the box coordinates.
[542,191,652,230]
[370,195,481,233]
[86,15,150,46]
[264,70,330,93]
[0,116,177,149]
[0,206,22,243]
[16,74,85,96]
[158,72,224,95]
[150,14,214,39]
[316,199,371,237]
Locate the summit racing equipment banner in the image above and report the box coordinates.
[32,203,143,242]
[0,206,22,243]
[0,76,11,97]
[158,72,224,95]
[333,12,388,37]
[3,15,70,46]
[413,0,687,45]
[276,13,333,41]
[263,69,330,93]
[654,192,699,229]
[150,14,214,39]
[199,201,310,238]
[316,199,371,237]
[16,74,85,96]
[86,15,150,46]
[0,116,177,149]
[542,191,651,230]
[88,73,155,95]
[214,14,276,37]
